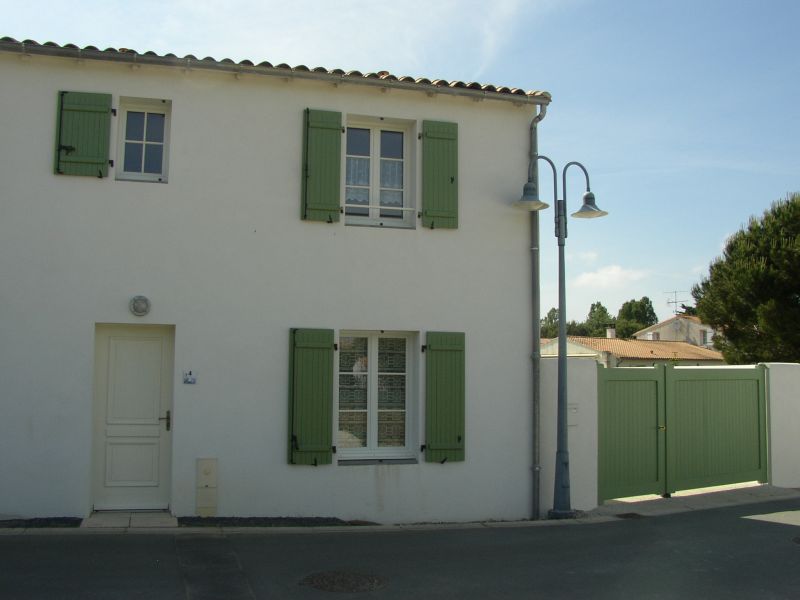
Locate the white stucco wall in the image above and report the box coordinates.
[765,363,800,488]
[0,52,540,523]
[538,357,599,516]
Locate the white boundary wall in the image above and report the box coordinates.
[765,363,800,488]
[539,357,599,516]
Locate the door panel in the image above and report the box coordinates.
[93,324,174,510]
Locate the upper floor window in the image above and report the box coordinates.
[301,109,457,229]
[344,120,413,228]
[116,98,171,183]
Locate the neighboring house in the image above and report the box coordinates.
[0,38,552,523]
[541,337,725,368]
[634,315,716,348]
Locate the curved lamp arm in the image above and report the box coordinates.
[536,154,559,206]
[562,161,591,206]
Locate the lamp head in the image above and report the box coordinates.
[515,181,550,211]
[571,191,608,218]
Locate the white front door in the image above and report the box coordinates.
[92,324,174,510]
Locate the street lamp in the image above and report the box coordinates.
[518,154,607,519]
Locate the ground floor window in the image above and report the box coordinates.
[336,332,413,458]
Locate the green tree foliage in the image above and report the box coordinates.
[585,301,615,337]
[540,302,614,338]
[616,297,658,338]
[679,303,697,316]
[540,308,589,337]
[540,307,559,338]
[692,194,800,364]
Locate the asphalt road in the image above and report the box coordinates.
[2,498,799,599]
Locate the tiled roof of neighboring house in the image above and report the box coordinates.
[0,37,551,106]
[633,314,704,336]
[542,337,724,361]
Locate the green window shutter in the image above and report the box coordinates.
[54,91,112,177]
[425,331,465,462]
[288,328,334,465]
[421,120,458,229]
[302,109,342,222]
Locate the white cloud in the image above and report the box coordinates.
[572,265,648,289]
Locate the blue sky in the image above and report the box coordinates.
[5,0,798,321]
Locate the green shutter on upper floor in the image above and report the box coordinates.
[288,328,334,465]
[54,91,112,177]
[302,109,342,222]
[421,120,458,229]
[425,331,465,463]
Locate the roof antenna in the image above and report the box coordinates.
[664,290,688,315]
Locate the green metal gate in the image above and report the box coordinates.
[598,364,767,502]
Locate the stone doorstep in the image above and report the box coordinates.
[81,511,178,529]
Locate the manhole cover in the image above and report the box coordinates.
[300,570,387,593]
[615,512,645,519]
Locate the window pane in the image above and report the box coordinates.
[345,187,369,216]
[125,111,145,141]
[379,190,403,218]
[143,144,163,174]
[378,375,405,410]
[380,131,403,159]
[340,336,368,371]
[146,113,165,143]
[346,128,370,156]
[338,412,367,448]
[346,157,370,186]
[380,160,403,189]
[378,411,405,447]
[124,142,143,172]
[339,374,367,410]
[378,338,406,373]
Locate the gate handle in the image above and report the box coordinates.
[159,410,171,431]
[657,425,665,431]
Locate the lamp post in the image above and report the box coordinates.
[517,154,607,519]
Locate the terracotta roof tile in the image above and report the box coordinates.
[0,37,551,105]
[542,337,724,361]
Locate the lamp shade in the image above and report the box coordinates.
[571,191,608,218]
[515,181,550,211]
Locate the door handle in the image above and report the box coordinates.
[657,425,665,431]
[159,410,171,431]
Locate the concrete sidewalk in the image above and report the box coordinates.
[589,482,800,519]
[3,483,798,536]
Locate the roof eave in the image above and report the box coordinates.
[0,39,552,106]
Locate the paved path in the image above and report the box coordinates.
[2,486,800,599]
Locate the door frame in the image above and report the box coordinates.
[91,323,175,511]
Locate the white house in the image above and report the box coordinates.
[0,38,554,523]
[634,314,716,348]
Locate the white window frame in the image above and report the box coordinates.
[334,330,417,460]
[342,117,415,229]
[115,97,172,183]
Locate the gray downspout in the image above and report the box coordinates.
[529,104,547,519]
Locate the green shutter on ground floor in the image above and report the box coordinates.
[289,328,334,465]
[302,109,342,222]
[425,331,465,462]
[54,91,112,177]
[421,120,458,229]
